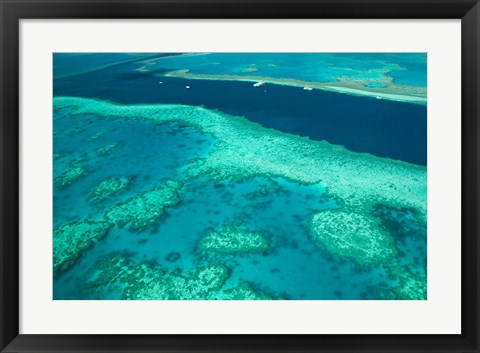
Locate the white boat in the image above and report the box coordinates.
[186,86,190,89]
[253,81,265,87]
[158,81,163,84]
[376,95,382,99]
[303,87,313,91]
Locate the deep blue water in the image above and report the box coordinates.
[54,61,427,165]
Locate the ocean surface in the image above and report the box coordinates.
[54,54,427,165]
[53,53,427,300]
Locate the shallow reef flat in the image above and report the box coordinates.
[198,225,269,254]
[54,179,182,275]
[55,158,89,187]
[135,53,426,104]
[53,96,426,223]
[88,176,131,202]
[309,210,397,265]
[386,263,427,300]
[53,220,111,273]
[83,253,274,300]
[53,96,427,299]
[96,143,118,156]
[162,70,427,105]
[104,180,182,230]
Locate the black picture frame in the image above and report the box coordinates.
[1,0,479,352]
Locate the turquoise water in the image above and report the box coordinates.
[141,53,426,87]
[385,54,427,86]
[53,53,427,300]
[53,106,425,300]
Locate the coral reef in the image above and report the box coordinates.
[104,180,182,230]
[199,225,269,254]
[53,97,427,295]
[88,176,131,202]
[96,143,118,156]
[55,159,88,187]
[53,179,183,276]
[309,210,397,265]
[163,69,427,104]
[53,220,111,273]
[86,132,104,142]
[387,264,427,300]
[243,180,285,201]
[127,265,229,300]
[52,97,426,222]
[86,254,230,300]
[84,253,275,300]
[209,282,273,300]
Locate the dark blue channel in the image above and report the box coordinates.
[54,62,427,165]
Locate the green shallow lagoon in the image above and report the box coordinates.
[53,95,426,300]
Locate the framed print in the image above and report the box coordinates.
[0,0,479,352]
